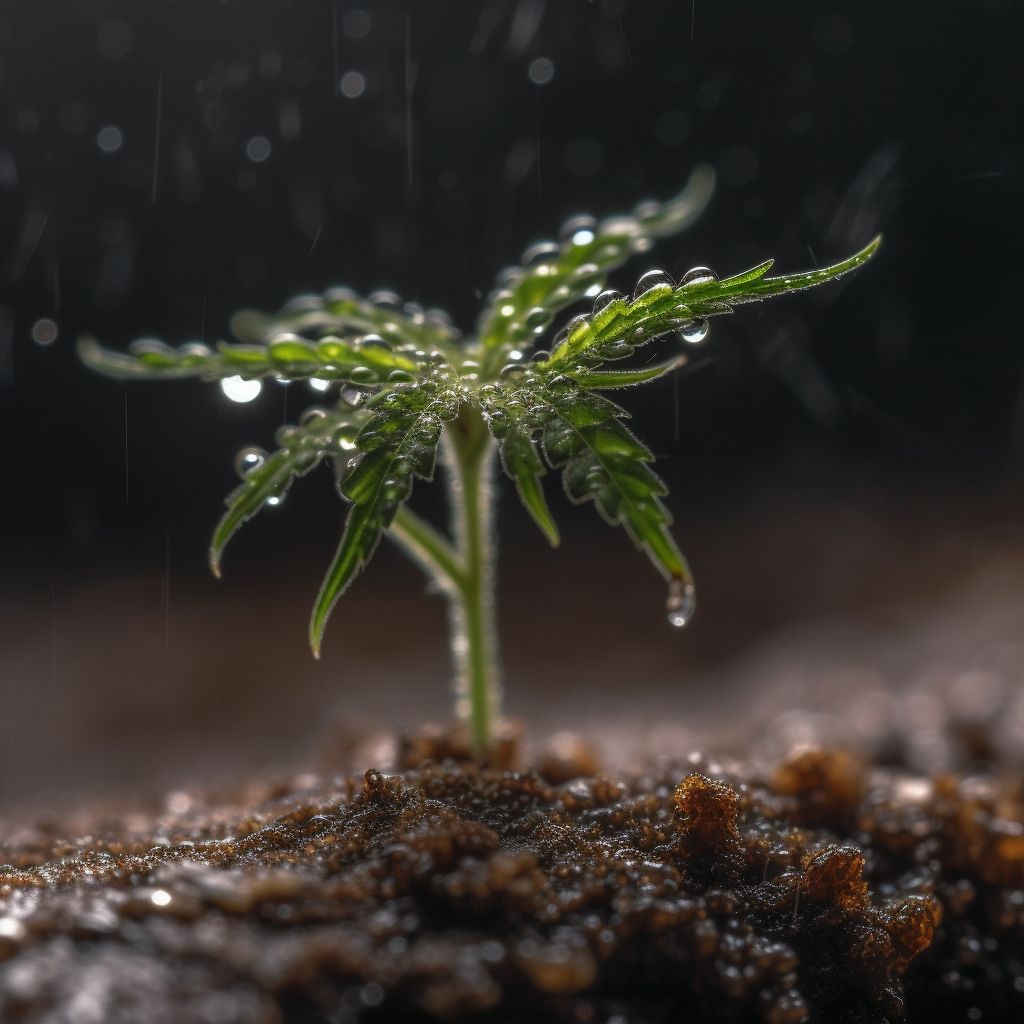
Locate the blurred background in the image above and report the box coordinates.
[0,0,1022,805]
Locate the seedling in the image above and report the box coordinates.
[80,166,878,754]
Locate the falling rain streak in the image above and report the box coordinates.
[151,72,163,204]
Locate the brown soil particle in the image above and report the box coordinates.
[2,731,1024,1023]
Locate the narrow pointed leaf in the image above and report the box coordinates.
[547,237,881,368]
[309,387,446,655]
[210,409,365,576]
[571,355,686,390]
[541,387,691,584]
[495,423,559,546]
[477,165,716,355]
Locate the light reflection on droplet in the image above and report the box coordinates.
[96,125,123,153]
[221,376,262,403]
[500,304,515,317]
[508,350,523,360]
[31,318,59,346]
[309,378,330,392]
[340,71,366,99]
[150,889,172,907]
[245,136,271,163]
[528,58,555,85]
[572,228,595,246]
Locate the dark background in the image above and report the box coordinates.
[0,0,1021,798]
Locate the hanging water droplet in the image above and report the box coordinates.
[234,446,268,478]
[308,377,331,392]
[558,214,597,244]
[221,376,262,403]
[592,289,624,314]
[680,266,718,287]
[368,290,402,311]
[680,319,709,344]
[633,270,676,300]
[334,425,359,450]
[666,579,696,627]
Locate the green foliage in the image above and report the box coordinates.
[80,164,880,752]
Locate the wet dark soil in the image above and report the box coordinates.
[2,720,1023,1024]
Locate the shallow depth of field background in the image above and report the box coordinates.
[0,0,1021,804]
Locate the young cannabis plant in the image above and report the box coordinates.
[80,165,878,754]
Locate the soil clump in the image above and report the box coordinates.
[0,726,1021,1023]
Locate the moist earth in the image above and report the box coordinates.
[0,725,1020,1023]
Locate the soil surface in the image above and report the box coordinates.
[0,719,1022,1024]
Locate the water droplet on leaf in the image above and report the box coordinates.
[592,289,624,314]
[521,241,560,267]
[234,446,268,478]
[667,579,696,627]
[221,376,262,403]
[633,270,676,299]
[680,266,718,287]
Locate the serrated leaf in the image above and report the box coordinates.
[547,237,882,368]
[231,288,461,356]
[210,408,365,576]
[540,388,690,584]
[477,164,716,356]
[310,388,445,655]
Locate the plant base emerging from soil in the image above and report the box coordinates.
[80,165,879,754]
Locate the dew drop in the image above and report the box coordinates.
[368,290,402,311]
[679,266,718,287]
[309,377,330,392]
[521,241,560,267]
[221,376,262,403]
[234,446,268,478]
[348,366,379,384]
[680,319,710,344]
[559,214,597,244]
[128,337,174,357]
[340,385,370,406]
[667,579,696,628]
[592,289,624,314]
[525,307,551,330]
[530,349,551,363]
[633,270,676,299]
[178,342,212,358]
[357,334,392,351]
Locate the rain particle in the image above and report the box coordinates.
[31,318,58,346]
[96,20,133,60]
[245,136,272,162]
[343,9,371,38]
[528,57,555,85]
[96,125,123,153]
[340,71,366,98]
[221,376,262,403]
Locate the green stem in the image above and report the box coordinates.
[442,406,501,755]
[388,505,465,594]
